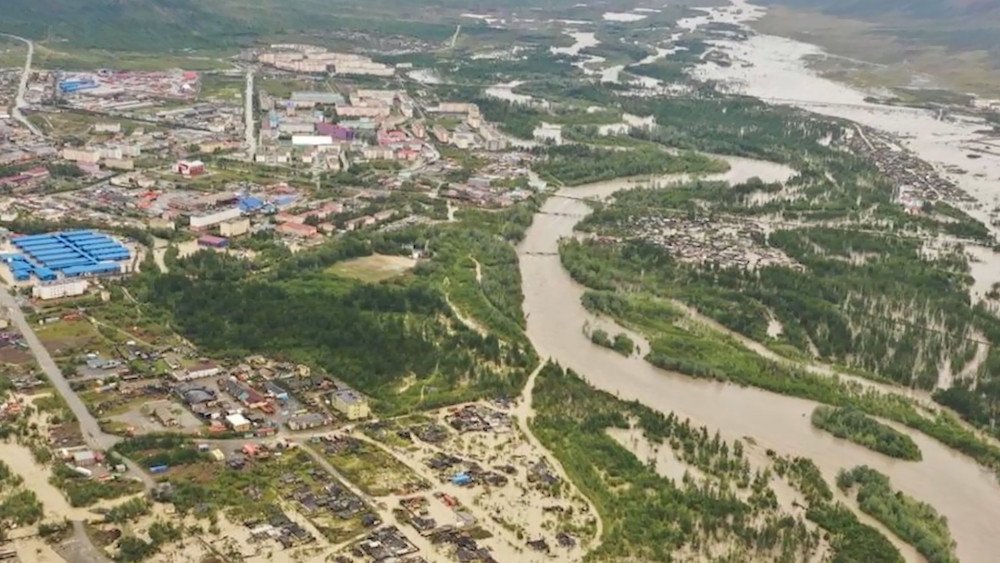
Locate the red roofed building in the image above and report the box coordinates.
[277,222,318,238]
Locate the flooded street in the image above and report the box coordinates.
[518,156,1000,563]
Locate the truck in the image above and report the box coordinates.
[149,464,169,474]
[71,466,93,478]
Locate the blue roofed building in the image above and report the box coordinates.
[2,230,132,287]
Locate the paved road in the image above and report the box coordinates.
[0,287,155,488]
[244,70,256,158]
[1,33,42,136]
[0,288,116,449]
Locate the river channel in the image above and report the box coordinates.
[517,156,1000,562]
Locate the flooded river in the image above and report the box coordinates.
[518,156,1000,562]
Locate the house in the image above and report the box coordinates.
[286,412,329,431]
[265,381,289,402]
[174,159,206,176]
[72,450,97,467]
[220,377,270,409]
[330,389,371,420]
[226,413,252,432]
[173,361,221,382]
[154,405,178,427]
[277,222,318,238]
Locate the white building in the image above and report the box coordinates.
[33,279,89,301]
[292,135,335,146]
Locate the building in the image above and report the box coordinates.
[189,207,242,229]
[292,135,335,146]
[197,235,229,249]
[172,361,221,382]
[62,148,102,164]
[226,413,252,432]
[174,159,206,176]
[220,218,251,238]
[6,230,131,283]
[72,450,97,467]
[290,91,345,106]
[277,222,318,238]
[286,412,329,431]
[154,405,178,427]
[104,158,135,171]
[315,122,355,141]
[94,122,122,134]
[32,279,88,300]
[330,389,371,420]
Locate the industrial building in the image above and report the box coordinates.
[1,230,131,284]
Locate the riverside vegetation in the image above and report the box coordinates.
[532,364,819,561]
[550,88,1000,458]
[837,466,958,563]
[811,406,922,461]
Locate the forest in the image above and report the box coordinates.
[811,406,922,461]
[837,466,958,563]
[533,144,727,186]
[132,202,538,415]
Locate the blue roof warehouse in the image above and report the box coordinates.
[1,230,132,283]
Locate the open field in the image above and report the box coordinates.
[35,318,108,359]
[327,254,417,283]
[0,38,28,68]
[752,7,1000,97]
[30,44,235,72]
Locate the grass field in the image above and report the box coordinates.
[321,438,428,497]
[30,44,234,72]
[35,319,107,359]
[0,38,27,69]
[327,254,417,283]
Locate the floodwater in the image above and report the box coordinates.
[687,0,1000,297]
[518,155,1000,562]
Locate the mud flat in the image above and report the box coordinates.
[518,155,1000,563]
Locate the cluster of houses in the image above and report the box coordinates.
[246,509,316,550]
[626,215,804,271]
[170,355,369,435]
[289,470,369,522]
[355,526,419,561]
[843,126,975,211]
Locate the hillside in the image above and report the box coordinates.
[757,0,1000,52]
[759,0,1000,19]
[0,0,477,51]
[0,0,608,52]
[754,0,1000,96]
